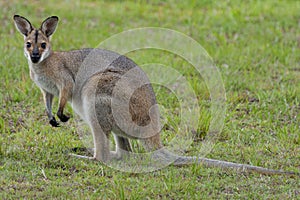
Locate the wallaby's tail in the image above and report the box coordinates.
[157,149,299,176]
[173,155,298,176]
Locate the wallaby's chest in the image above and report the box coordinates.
[30,70,59,96]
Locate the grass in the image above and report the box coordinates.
[1,0,299,199]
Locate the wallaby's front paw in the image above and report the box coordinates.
[49,117,60,127]
[58,114,70,122]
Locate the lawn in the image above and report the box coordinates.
[0,0,299,199]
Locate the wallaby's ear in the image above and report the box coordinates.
[40,16,59,37]
[13,15,33,36]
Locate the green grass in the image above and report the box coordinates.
[1,0,299,199]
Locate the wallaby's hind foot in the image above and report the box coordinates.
[69,153,96,160]
[69,150,127,161]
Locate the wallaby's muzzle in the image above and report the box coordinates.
[31,47,40,63]
[31,55,41,63]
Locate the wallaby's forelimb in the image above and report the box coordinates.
[57,86,71,123]
[41,89,60,127]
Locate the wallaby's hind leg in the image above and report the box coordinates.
[90,125,111,161]
[115,135,132,151]
[112,134,132,159]
[69,123,111,161]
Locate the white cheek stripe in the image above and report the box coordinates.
[40,49,50,63]
[24,50,30,60]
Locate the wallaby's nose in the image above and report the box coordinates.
[32,47,39,56]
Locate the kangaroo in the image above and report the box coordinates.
[13,15,298,176]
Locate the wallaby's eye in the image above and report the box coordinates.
[26,42,31,48]
[41,42,47,49]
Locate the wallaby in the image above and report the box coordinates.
[13,15,298,176]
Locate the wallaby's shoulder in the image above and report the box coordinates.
[51,48,93,63]
[40,48,94,77]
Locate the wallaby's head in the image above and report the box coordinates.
[14,15,59,64]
